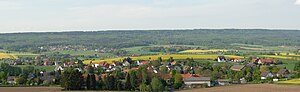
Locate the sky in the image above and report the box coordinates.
[0,0,300,33]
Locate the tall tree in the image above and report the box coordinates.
[86,74,91,90]
[87,66,94,74]
[125,72,131,90]
[129,70,137,90]
[0,71,7,81]
[91,74,97,90]
[150,77,164,92]
[61,68,84,90]
[173,74,183,89]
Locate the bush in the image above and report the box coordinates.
[174,82,182,89]
[43,80,50,86]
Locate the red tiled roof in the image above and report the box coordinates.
[101,74,114,77]
[140,61,149,65]
[260,59,274,63]
[180,73,200,78]
[122,68,140,73]
[171,62,176,65]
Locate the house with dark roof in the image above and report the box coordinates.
[217,56,226,62]
[7,76,16,85]
[276,68,290,78]
[261,71,274,80]
[230,65,245,71]
[217,79,231,85]
[183,77,211,88]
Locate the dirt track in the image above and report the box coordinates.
[180,84,300,92]
[0,87,62,92]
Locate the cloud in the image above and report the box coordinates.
[296,0,300,5]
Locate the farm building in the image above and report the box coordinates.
[217,79,231,85]
[276,68,290,78]
[217,56,226,62]
[252,58,281,65]
[230,65,245,71]
[261,71,274,80]
[183,77,211,88]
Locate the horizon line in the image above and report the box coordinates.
[1,28,300,34]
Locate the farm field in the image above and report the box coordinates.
[0,87,61,92]
[180,84,300,92]
[83,54,244,64]
[0,53,16,59]
[16,65,56,72]
[260,55,300,60]
[277,78,300,85]
[179,49,229,53]
[122,46,160,55]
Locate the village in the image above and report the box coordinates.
[0,51,296,91]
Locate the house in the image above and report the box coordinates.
[217,56,226,62]
[174,66,182,71]
[44,61,51,66]
[170,61,176,65]
[74,68,83,72]
[228,58,245,62]
[40,74,55,84]
[183,77,211,88]
[246,63,256,68]
[122,61,130,66]
[181,73,200,78]
[230,65,245,71]
[13,60,22,65]
[54,61,62,66]
[7,76,16,85]
[137,60,149,66]
[112,61,122,67]
[276,68,290,78]
[261,71,274,79]
[253,58,281,65]
[99,62,110,68]
[217,79,231,85]
[122,67,139,73]
[54,65,64,71]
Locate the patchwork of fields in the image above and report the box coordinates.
[83,54,244,64]
[179,49,229,53]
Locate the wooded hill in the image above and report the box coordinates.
[0,29,299,52]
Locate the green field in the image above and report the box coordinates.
[122,46,161,55]
[16,65,55,72]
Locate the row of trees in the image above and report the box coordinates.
[61,65,185,91]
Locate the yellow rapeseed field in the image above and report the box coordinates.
[277,78,300,84]
[180,49,229,53]
[0,53,16,59]
[260,55,300,60]
[84,54,244,64]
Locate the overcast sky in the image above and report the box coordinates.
[0,0,300,33]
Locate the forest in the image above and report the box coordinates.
[0,29,300,53]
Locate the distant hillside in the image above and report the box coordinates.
[0,29,299,52]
